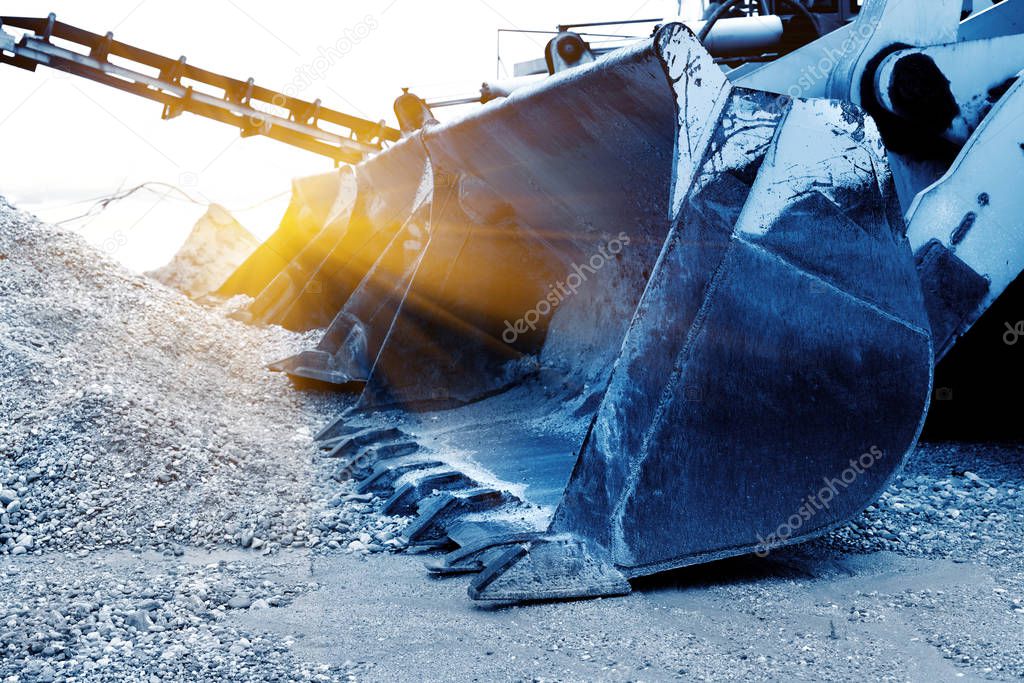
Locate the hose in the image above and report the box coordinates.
[697,0,746,43]
[698,0,821,45]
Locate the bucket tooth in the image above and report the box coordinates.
[444,519,543,550]
[268,349,355,385]
[425,521,545,575]
[427,544,521,576]
[355,459,446,495]
[354,440,420,464]
[382,470,480,515]
[333,444,425,482]
[313,415,362,443]
[402,488,515,549]
[320,426,409,455]
[468,535,631,602]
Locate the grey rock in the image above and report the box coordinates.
[126,609,154,632]
[226,595,252,609]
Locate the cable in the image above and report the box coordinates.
[54,183,195,225]
[52,181,289,226]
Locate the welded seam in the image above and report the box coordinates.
[737,237,932,338]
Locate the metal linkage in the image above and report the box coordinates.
[0,14,401,164]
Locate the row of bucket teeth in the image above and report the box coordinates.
[425,520,545,575]
[314,420,528,561]
[317,425,420,481]
[383,470,481,515]
[319,425,408,456]
[400,488,517,551]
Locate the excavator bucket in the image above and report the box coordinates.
[217,170,353,301]
[471,96,932,600]
[276,24,682,392]
[233,137,430,332]
[293,23,933,602]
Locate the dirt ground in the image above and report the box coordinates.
[254,545,1021,681]
[7,484,1022,682]
[5,439,1022,682]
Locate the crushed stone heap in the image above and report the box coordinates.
[146,203,260,299]
[0,197,329,557]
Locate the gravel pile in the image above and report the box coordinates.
[821,442,1024,569]
[0,198,411,679]
[146,204,260,300]
[0,197,338,559]
[0,195,425,679]
[0,197,416,563]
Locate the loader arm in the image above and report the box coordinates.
[0,14,400,165]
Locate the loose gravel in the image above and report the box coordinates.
[0,198,404,679]
[1,196,1022,681]
[1,551,343,682]
[823,442,1024,570]
[0,197,327,558]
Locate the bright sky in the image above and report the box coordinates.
[0,0,702,271]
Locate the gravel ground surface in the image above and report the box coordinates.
[1,198,1022,681]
